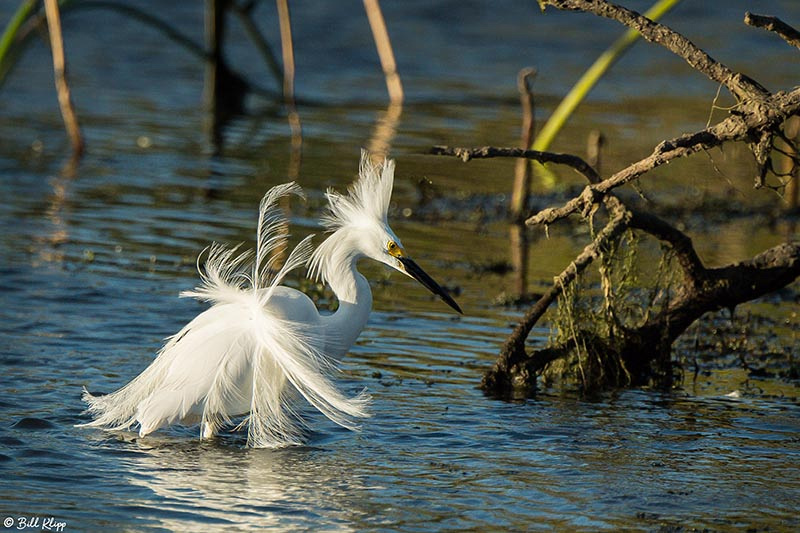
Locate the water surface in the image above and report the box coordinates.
[1,1,799,531]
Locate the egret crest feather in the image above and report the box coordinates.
[320,149,395,231]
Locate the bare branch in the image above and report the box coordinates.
[478,2,800,396]
[524,87,800,225]
[430,145,600,183]
[276,0,302,155]
[511,68,537,220]
[626,209,705,283]
[745,12,800,51]
[540,0,770,101]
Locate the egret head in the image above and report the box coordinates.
[314,150,462,313]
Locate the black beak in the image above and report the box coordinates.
[399,256,462,314]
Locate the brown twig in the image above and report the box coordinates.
[363,0,404,105]
[276,0,295,105]
[510,68,537,220]
[745,12,800,51]
[276,0,302,152]
[44,0,83,156]
[430,145,601,183]
[586,130,605,174]
[774,116,800,210]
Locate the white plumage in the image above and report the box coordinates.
[80,150,461,448]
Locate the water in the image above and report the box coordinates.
[1,1,799,531]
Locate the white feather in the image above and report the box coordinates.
[319,148,395,231]
[80,151,456,448]
[79,181,370,447]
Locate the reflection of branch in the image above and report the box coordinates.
[59,1,207,59]
[273,0,303,266]
[367,102,402,162]
[44,0,83,156]
[32,155,78,266]
[745,12,800,51]
[363,0,403,104]
[231,1,283,87]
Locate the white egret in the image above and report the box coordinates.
[79,150,461,448]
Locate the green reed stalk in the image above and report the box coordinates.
[534,0,681,186]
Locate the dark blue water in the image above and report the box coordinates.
[1,1,799,531]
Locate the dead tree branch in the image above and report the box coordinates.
[745,12,800,51]
[511,68,537,220]
[429,143,706,386]
[433,3,800,396]
[497,240,800,394]
[525,87,800,225]
[620,242,800,381]
[432,139,800,395]
[434,78,800,226]
[484,205,632,394]
[430,145,600,183]
[535,1,800,194]
[539,0,770,101]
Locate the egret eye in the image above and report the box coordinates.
[387,240,402,257]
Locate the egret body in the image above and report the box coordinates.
[80,151,461,447]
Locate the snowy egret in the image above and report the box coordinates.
[79,150,461,447]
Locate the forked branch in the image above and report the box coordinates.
[744,12,800,51]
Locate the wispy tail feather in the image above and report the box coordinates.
[79,181,371,448]
[247,311,370,447]
[254,182,305,289]
[182,182,306,306]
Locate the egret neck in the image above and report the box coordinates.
[312,227,374,358]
